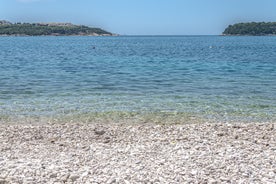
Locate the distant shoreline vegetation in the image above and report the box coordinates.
[223,22,276,36]
[0,20,115,36]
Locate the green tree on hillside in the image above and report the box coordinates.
[223,22,276,35]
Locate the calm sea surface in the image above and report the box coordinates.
[0,36,275,123]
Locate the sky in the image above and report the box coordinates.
[1,0,276,35]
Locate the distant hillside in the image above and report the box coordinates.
[0,20,114,36]
[223,22,276,36]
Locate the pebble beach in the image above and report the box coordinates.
[0,122,275,183]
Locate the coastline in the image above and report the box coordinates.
[1,111,275,125]
[0,121,275,183]
[0,34,118,37]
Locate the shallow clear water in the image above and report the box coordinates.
[0,36,276,123]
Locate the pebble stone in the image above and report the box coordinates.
[0,122,275,183]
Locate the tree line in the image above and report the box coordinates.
[0,22,112,36]
[223,22,276,36]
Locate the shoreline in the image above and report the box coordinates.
[0,122,275,183]
[1,114,275,125]
[1,110,275,125]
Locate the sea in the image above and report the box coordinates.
[0,36,275,123]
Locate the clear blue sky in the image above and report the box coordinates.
[1,0,276,35]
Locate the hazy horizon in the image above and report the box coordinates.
[1,0,276,35]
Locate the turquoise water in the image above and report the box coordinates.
[0,36,276,123]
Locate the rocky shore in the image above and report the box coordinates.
[0,122,275,183]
